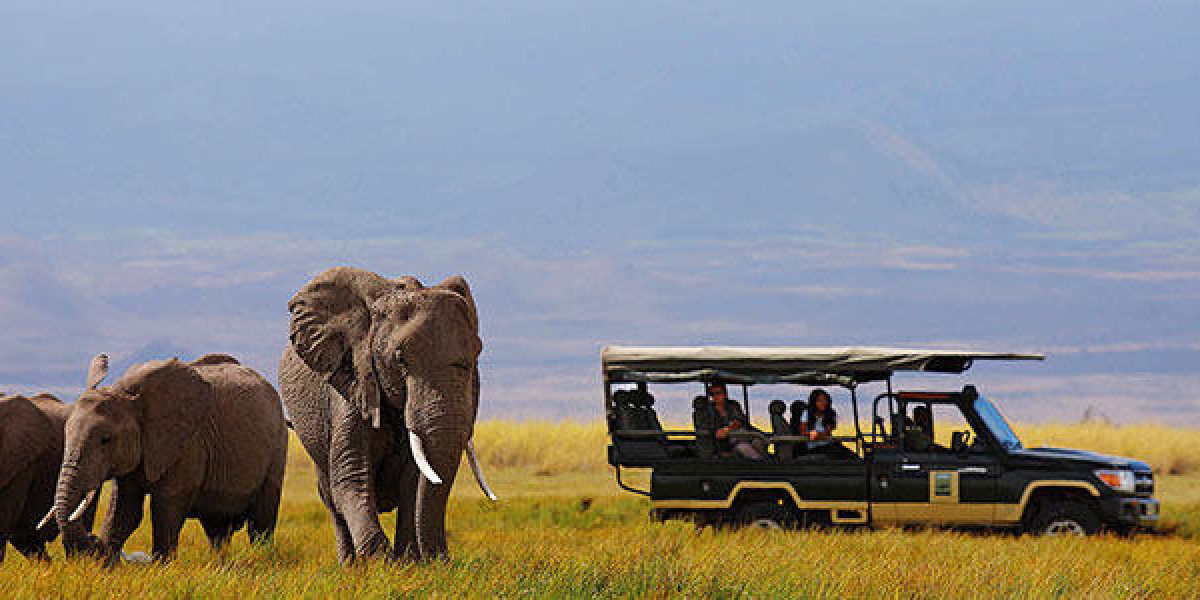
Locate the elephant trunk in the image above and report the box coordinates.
[413,425,468,560]
[54,449,103,556]
[404,374,474,560]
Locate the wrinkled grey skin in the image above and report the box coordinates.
[54,354,287,563]
[279,267,483,563]
[0,393,96,561]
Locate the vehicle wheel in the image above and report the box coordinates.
[1029,500,1100,536]
[735,501,795,530]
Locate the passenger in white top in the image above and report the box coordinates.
[802,388,837,450]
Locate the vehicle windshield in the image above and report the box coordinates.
[974,397,1022,450]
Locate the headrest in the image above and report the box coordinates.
[692,395,709,410]
[613,389,634,404]
[790,400,807,415]
[635,392,655,408]
[768,400,786,415]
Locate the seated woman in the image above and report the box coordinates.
[707,382,765,460]
[802,388,857,458]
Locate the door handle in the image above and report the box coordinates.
[900,464,921,471]
[958,467,988,475]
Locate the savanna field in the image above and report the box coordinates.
[4,422,1200,598]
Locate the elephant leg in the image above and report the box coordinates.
[201,516,236,550]
[389,458,420,561]
[149,494,192,562]
[99,479,145,563]
[247,474,282,545]
[316,469,356,564]
[10,536,48,561]
[328,398,389,559]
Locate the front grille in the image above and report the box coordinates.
[1135,471,1154,497]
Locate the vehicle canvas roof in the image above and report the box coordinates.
[601,346,1044,386]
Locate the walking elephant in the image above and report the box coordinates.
[279,267,495,563]
[52,353,287,563]
[0,392,95,561]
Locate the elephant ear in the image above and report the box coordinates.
[434,275,479,331]
[436,276,482,427]
[122,360,214,483]
[289,267,396,425]
[85,353,110,390]
[0,395,56,490]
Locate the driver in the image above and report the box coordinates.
[707,382,765,460]
[904,405,936,451]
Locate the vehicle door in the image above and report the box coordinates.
[922,402,1002,525]
[868,406,932,525]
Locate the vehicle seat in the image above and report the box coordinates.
[692,395,717,458]
[769,400,797,460]
[613,389,668,461]
[613,390,639,430]
[634,392,664,433]
[789,400,807,432]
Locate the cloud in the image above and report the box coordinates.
[1000,264,1200,283]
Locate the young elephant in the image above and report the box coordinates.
[0,393,95,561]
[53,353,287,562]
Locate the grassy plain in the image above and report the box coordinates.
[3,421,1200,598]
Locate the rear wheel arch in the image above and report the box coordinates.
[729,488,799,528]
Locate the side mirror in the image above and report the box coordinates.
[951,431,970,454]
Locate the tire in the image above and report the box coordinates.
[735,501,795,530]
[1028,499,1101,536]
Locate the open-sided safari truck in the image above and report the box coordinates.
[603,346,1160,535]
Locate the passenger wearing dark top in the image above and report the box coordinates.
[905,405,938,452]
[707,382,765,460]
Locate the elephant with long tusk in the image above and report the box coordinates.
[279,267,495,564]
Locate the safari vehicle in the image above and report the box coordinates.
[603,346,1160,535]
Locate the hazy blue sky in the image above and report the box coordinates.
[2,1,1198,423]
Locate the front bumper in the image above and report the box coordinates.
[1117,497,1160,528]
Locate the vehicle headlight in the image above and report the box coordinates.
[1094,469,1136,493]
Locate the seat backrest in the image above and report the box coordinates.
[692,395,716,457]
[613,390,639,430]
[769,399,795,460]
[768,400,790,435]
[634,392,664,433]
[789,400,807,432]
[913,405,933,437]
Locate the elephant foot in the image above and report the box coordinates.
[388,541,420,563]
[354,531,391,561]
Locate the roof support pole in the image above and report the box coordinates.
[851,386,862,456]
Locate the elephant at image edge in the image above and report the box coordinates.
[0,393,97,561]
[279,267,495,563]
[52,353,287,562]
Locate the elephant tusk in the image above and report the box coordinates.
[69,489,97,522]
[408,431,443,485]
[465,439,497,501]
[37,508,56,532]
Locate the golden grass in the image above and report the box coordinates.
[1020,422,1200,475]
[3,421,1200,598]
